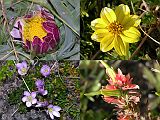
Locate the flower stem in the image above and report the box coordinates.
[21,77,31,93]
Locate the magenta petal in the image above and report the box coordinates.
[42,42,49,53]
[43,34,52,43]
[32,36,42,46]
[25,40,31,50]
[41,9,54,21]
[32,44,41,54]
[52,28,60,42]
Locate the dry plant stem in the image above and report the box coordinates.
[0,50,14,60]
[21,77,31,93]
[1,0,19,61]
[129,27,154,60]
[91,50,101,60]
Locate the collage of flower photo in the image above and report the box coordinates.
[0,0,160,120]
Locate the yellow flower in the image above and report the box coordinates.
[91,4,141,56]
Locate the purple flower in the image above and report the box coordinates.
[35,101,48,107]
[35,79,48,95]
[16,61,28,75]
[10,8,60,54]
[40,65,51,77]
[46,104,61,119]
[22,91,37,107]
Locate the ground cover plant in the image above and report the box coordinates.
[81,0,160,60]
[0,60,80,120]
[0,0,80,60]
[80,60,160,120]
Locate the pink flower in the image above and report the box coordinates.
[46,104,61,119]
[40,65,51,77]
[108,69,139,90]
[10,8,60,54]
[22,91,37,107]
[16,61,28,75]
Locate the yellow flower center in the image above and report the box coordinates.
[23,13,47,43]
[21,68,27,74]
[28,96,32,101]
[45,69,48,73]
[108,21,123,35]
[48,108,53,112]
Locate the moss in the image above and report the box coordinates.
[6,61,79,119]
[0,61,16,83]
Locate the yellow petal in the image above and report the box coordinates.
[121,15,136,30]
[91,29,108,42]
[100,33,114,52]
[100,7,116,23]
[131,15,141,27]
[91,18,108,30]
[114,35,127,56]
[115,4,130,23]
[120,27,140,43]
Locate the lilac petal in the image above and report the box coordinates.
[32,98,37,104]
[26,102,32,107]
[22,96,27,102]
[21,61,27,68]
[53,106,61,111]
[18,69,26,75]
[10,27,21,38]
[42,90,48,95]
[52,111,60,117]
[35,80,44,87]
[24,91,30,96]
[14,19,24,28]
[49,112,54,119]
[35,103,42,107]
[31,92,36,98]
[16,63,23,69]
[48,104,54,108]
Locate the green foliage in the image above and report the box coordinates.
[80,61,113,120]
[6,61,79,119]
[0,61,16,82]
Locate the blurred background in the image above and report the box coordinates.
[80,60,160,120]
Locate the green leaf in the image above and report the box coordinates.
[84,90,101,97]
[84,89,121,97]
[99,61,116,82]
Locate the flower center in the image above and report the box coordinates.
[108,21,123,35]
[48,108,53,112]
[23,13,47,43]
[28,96,33,102]
[21,67,27,74]
[44,69,48,73]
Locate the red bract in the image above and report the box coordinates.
[102,68,140,120]
[108,69,139,90]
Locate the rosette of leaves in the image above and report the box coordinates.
[0,0,80,60]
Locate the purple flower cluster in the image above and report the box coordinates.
[35,79,48,95]
[17,62,61,120]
